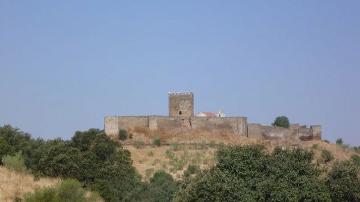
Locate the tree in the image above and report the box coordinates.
[71,129,100,151]
[336,138,343,145]
[37,142,83,179]
[326,161,360,202]
[272,116,290,128]
[174,145,330,202]
[0,137,15,162]
[119,129,128,141]
[41,130,138,201]
[125,171,178,202]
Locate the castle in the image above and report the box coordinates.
[105,92,321,141]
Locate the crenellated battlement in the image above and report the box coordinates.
[168,91,193,96]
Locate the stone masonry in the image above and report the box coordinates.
[104,92,321,141]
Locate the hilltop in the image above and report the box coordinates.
[118,127,357,180]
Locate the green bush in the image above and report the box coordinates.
[125,170,178,202]
[184,164,200,177]
[119,129,128,141]
[152,137,161,147]
[336,138,343,145]
[321,149,334,164]
[25,186,57,202]
[326,161,360,202]
[2,151,27,172]
[272,116,290,128]
[174,145,331,201]
[351,155,360,167]
[24,179,102,202]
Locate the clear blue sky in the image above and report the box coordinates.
[0,1,359,144]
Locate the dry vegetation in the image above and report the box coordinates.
[0,166,58,202]
[126,144,217,180]
[122,127,358,180]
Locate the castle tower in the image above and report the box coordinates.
[168,92,194,117]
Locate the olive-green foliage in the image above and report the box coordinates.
[125,170,178,202]
[119,129,128,141]
[0,125,140,202]
[183,164,200,177]
[174,145,331,202]
[353,146,360,153]
[272,116,290,128]
[321,149,334,164]
[24,179,101,202]
[326,161,360,202]
[351,155,360,167]
[0,137,15,164]
[152,137,161,147]
[51,130,138,202]
[0,125,39,169]
[336,138,343,145]
[2,151,27,172]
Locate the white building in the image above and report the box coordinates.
[196,110,225,118]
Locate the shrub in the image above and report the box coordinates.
[152,137,161,147]
[147,151,154,157]
[272,116,290,128]
[134,140,145,149]
[2,152,27,172]
[171,143,181,151]
[145,168,155,179]
[25,186,57,202]
[312,144,319,149]
[321,149,334,164]
[351,155,360,167]
[326,161,360,202]
[184,164,200,177]
[24,179,102,202]
[125,171,178,202]
[336,138,343,145]
[119,129,128,141]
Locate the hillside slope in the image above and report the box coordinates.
[122,128,357,180]
[0,167,58,201]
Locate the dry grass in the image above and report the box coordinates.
[123,127,358,180]
[126,144,216,180]
[0,166,59,202]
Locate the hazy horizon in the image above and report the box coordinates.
[1,1,359,144]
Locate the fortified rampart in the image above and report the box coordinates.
[104,92,321,141]
[105,116,248,137]
[247,123,321,141]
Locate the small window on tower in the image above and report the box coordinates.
[179,111,182,115]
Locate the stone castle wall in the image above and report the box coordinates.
[105,92,322,141]
[105,116,321,141]
[247,123,321,141]
[105,116,248,137]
